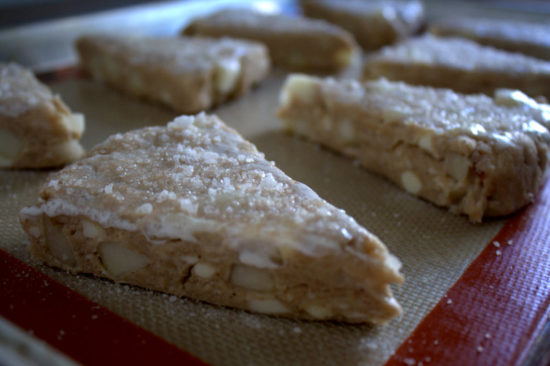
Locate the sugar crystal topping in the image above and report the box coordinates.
[320,77,550,145]
[29,113,385,264]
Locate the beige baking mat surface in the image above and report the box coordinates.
[0,71,506,365]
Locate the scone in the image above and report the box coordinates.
[277,75,550,222]
[19,113,403,324]
[430,17,550,61]
[0,63,85,168]
[76,35,270,113]
[301,0,424,51]
[363,35,550,100]
[182,9,359,72]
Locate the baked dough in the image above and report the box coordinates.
[19,113,403,324]
[0,63,85,168]
[301,0,424,50]
[363,35,550,100]
[430,17,550,61]
[76,35,270,113]
[277,75,550,222]
[182,9,359,72]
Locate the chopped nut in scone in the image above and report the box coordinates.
[363,35,550,100]
[301,0,424,50]
[278,75,550,222]
[0,62,85,168]
[76,35,270,113]
[430,17,550,61]
[182,9,359,72]
[20,113,403,324]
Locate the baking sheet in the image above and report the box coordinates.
[2,0,550,364]
[0,70,505,365]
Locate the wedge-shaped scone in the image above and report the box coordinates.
[277,75,550,222]
[19,113,403,324]
[76,35,269,113]
[301,0,424,51]
[0,63,85,168]
[363,35,550,100]
[430,17,550,61]
[182,9,359,72]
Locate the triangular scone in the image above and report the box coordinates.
[76,35,270,113]
[182,9,359,72]
[277,75,550,222]
[0,63,85,168]
[363,35,550,100]
[19,113,403,324]
[301,0,425,51]
[430,17,550,61]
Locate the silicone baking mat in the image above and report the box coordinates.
[1,1,550,365]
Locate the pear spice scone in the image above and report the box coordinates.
[182,9,359,72]
[277,75,550,222]
[76,35,270,113]
[20,113,403,324]
[0,62,85,168]
[362,35,550,100]
[301,0,425,51]
[430,17,550,61]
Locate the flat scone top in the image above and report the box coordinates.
[283,76,550,139]
[369,35,550,73]
[22,113,403,323]
[370,79,549,136]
